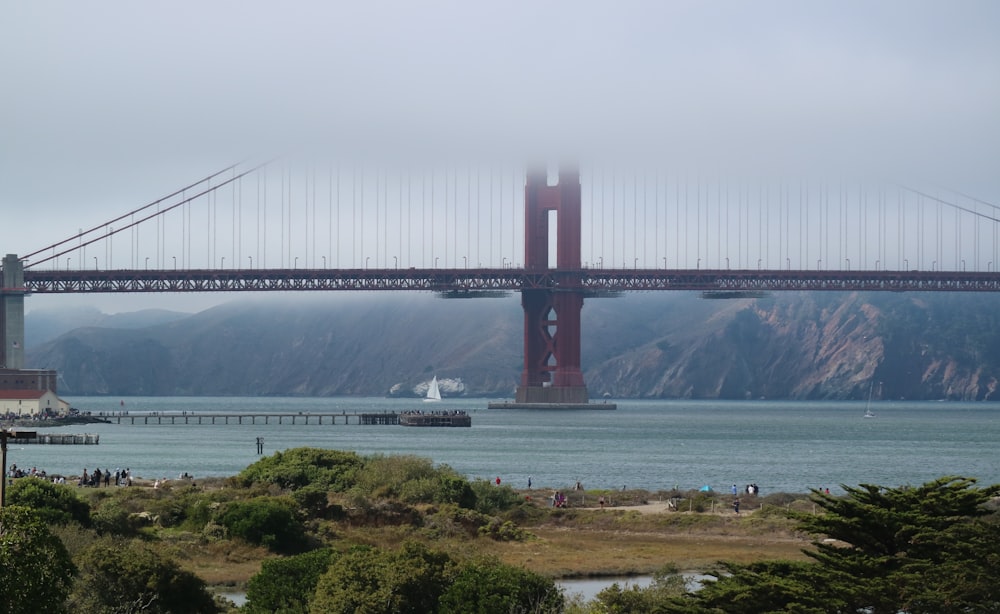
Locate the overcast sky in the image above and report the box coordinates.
[3,1,999,313]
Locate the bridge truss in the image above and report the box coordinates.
[20,267,1000,294]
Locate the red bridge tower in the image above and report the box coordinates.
[513,168,597,406]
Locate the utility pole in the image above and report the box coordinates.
[1,428,36,508]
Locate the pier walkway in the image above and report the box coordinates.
[99,411,402,426]
[20,433,100,444]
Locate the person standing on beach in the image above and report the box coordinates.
[527,476,532,489]
[733,497,740,514]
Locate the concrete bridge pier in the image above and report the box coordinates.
[1,254,26,370]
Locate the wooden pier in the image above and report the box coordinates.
[19,433,100,445]
[399,412,471,427]
[99,411,411,426]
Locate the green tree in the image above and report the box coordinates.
[67,538,218,614]
[217,496,307,553]
[677,476,1000,613]
[309,542,452,614]
[0,505,75,614]
[438,558,564,614]
[6,478,91,526]
[244,548,335,614]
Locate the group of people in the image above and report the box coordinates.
[78,467,132,487]
[551,491,569,508]
[6,464,48,479]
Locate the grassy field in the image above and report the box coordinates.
[168,488,812,587]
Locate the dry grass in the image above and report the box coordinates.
[160,532,273,587]
[160,492,814,587]
[495,526,810,578]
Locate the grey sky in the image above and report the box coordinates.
[2,1,999,312]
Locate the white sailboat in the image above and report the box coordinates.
[863,381,876,418]
[424,376,442,402]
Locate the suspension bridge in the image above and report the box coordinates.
[3,161,999,406]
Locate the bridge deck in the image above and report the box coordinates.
[18,267,1000,294]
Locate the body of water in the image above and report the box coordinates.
[7,397,999,494]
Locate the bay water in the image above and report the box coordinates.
[9,397,999,494]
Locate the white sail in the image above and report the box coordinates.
[424,376,442,402]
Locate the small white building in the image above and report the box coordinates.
[0,389,70,416]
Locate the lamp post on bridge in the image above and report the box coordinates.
[144,257,149,270]
[817,259,822,270]
[322,256,326,269]
[461,256,466,269]
[221,257,225,269]
[93,256,98,270]
[294,257,298,269]
[172,256,177,270]
[662,257,666,269]
[396,256,400,269]
[845,258,850,271]
[248,256,253,269]
[66,258,71,270]
[365,257,370,269]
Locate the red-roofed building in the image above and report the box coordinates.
[0,389,70,416]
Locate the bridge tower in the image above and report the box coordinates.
[513,169,593,406]
[0,254,26,370]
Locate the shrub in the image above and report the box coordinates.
[0,506,76,614]
[90,500,139,537]
[217,496,306,553]
[6,478,90,526]
[470,479,521,515]
[421,504,493,539]
[67,538,218,614]
[309,543,452,614]
[237,448,363,491]
[350,456,475,507]
[292,485,331,518]
[244,548,336,614]
[438,558,564,614]
[478,518,528,542]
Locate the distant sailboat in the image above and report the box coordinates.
[863,381,876,418]
[424,376,442,402]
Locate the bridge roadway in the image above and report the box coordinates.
[20,267,1000,294]
[100,411,401,426]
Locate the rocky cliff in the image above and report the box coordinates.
[25,292,1000,400]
